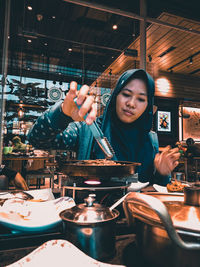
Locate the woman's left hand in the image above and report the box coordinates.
[154,146,180,176]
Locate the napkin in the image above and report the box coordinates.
[127,181,149,192]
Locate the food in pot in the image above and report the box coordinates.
[73,159,122,165]
[167,180,188,192]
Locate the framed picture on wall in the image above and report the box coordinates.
[182,106,200,141]
[157,111,171,132]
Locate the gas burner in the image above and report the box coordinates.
[61,175,136,188]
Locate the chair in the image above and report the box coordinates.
[0,175,9,190]
[25,158,55,189]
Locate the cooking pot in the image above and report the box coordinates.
[57,159,140,178]
[123,188,200,267]
[60,194,120,261]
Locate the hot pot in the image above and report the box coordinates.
[123,187,200,267]
[60,194,120,261]
[57,159,140,179]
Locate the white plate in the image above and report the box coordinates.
[25,188,55,201]
[0,197,75,232]
[153,184,184,195]
[0,188,55,201]
[127,181,149,192]
[7,239,125,267]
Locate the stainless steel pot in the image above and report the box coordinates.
[59,194,120,261]
[123,189,200,267]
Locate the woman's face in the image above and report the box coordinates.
[116,78,148,123]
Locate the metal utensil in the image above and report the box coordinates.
[74,97,114,159]
[109,192,130,211]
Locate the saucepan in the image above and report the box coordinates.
[123,188,200,267]
[60,193,129,261]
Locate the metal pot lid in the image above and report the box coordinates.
[60,194,119,224]
[125,191,200,234]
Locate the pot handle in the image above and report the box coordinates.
[124,192,200,250]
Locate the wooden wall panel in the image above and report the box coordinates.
[155,71,200,100]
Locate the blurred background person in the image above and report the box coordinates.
[0,165,29,190]
[185,138,200,158]
[12,136,27,152]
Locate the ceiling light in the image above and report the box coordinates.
[27,6,32,11]
[52,16,56,19]
[148,55,152,62]
[18,102,25,118]
[158,46,176,57]
[18,108,24,118]
[27,39,32,43]
[167,50,200,71]
[124,49,138,57]
[190,68,200,75]
[68,48,72,52]
[44,43,48,46]
[112,24,118,30]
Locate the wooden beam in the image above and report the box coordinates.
[64,0,200,36]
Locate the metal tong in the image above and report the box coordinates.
[74,97,114,159]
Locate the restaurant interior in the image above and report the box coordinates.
[1,0,200,266]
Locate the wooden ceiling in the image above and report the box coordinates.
[1,0,200,85]
[100,13,200,79]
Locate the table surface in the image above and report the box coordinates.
[0,229,145,267]
[3,155,54,161]
[0,187,156,266]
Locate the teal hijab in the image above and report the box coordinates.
[93,69,156,182]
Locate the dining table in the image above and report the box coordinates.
[2,154,55,177]
[0,186,157,266]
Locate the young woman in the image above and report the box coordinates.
[28,69,180,185]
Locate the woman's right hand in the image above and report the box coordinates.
[61,81,97,125]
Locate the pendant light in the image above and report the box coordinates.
[18,100,25,118]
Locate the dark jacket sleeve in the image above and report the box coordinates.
[28,102,79,150]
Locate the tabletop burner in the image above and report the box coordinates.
[61,175,138,205]
[61,174,138,188]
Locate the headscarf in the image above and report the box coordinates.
[93,69,156,182]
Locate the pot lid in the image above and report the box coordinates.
[60,194,119,224]
[125,191,200,234]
